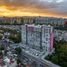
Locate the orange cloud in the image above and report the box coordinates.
[0,5,67,18]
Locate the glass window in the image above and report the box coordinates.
[46,38,48,41]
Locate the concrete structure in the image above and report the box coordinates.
[54,30,67,41]
[21,24,54,57]
[54,30,63,41]
[0,16,66,26]
[62,32,67,41]
[22,16,35,24]
[10,43,60,67]
[0,17,21,24]
[9,25,60,67]
[35,17,65,26]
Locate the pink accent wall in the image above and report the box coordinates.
[50,32,54,51]
[27,26,34,31]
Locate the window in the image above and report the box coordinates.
[46,47,47,51]
[46,38,48,41]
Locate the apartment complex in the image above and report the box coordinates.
[0,17,21,24]
[21,24,54,56]
[0,17,66,26]
[35,17,65,26]
[54,30,67,41]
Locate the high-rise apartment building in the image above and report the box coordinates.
[21,24,54,55]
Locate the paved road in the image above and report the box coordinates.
[10,44,60,67]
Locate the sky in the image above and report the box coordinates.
[0,0,67,18]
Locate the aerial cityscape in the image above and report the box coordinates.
[0,0,67,67]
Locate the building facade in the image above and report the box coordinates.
[21,24,54,55]
[54,30,67,42]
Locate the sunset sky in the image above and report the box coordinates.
[0,0,67,18]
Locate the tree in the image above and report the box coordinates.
[16,58,21,64]
[46,40,67,67]
[15,47,22,55]
[0,46,4,50]
[8,33,21,43]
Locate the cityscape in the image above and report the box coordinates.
[0,0,67,67]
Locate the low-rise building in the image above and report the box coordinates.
[54,30,67,42]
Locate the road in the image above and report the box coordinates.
[10,43,60,67]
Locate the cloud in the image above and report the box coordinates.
[0,0,67,18]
